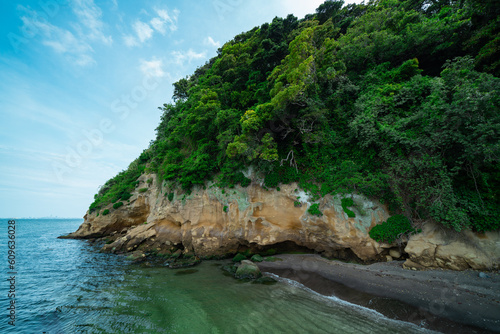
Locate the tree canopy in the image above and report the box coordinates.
[90,0,500,232]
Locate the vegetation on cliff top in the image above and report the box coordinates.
[90,0,500,233]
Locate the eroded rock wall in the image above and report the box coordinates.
[67,173,500,270]
[404,222,500,271]
[68,174,391,262]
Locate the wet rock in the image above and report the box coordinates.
[235,260,262,279]
[253,276,277,285]
[250,254,264,262]
[221,264,237,275]
[126,250,146,263]
[171,249,182,259]
[168,256,201,269]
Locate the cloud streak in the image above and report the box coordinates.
[171,49,206,66]
[204,36,221,48]
[140,58,166,77]
[72,0,113,45]
[123,8,179,47]
[17,0,112,67]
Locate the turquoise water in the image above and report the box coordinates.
[0,219,435,333]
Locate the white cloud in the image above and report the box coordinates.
[140,58,166,77]
[74,54,96,67]
[124,7,179,47]
[123,34,138,47]
[17,1,112,67]
[277,0,325,19]
[19,8,95,67]
[72,0,113,45]
[150,8,178,34]
[204,36,221,48]
[150,17,166,34]
[133,20,153,43]
[171,49,206,66]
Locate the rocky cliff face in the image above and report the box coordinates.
[66,173,500,270]
[404,222,500,271]
[67,174,395,262]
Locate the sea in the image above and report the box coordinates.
[0,219,437,333]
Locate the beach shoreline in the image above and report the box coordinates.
[256,254,500,333]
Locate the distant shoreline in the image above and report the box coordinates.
[257,254,500,334]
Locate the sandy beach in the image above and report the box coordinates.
[257,254,500,333]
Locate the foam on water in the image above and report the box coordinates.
[266,272,439,333]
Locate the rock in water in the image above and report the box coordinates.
[235,260,262,279]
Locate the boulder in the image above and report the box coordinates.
[404,222,500,270]
[235,260,262,279]
[389,249,401,259]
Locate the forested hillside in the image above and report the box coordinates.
[89,0,500,234]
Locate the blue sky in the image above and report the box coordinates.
[0,0,359,218]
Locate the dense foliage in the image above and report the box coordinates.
[90,0,500,233]
[369,214,420,243]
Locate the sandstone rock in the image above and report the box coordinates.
[102,222,156,253]
[65,174,155,239]
[385,255,393,262]
[235,260,262,279]
[68,173,500,271]
[70,176,391,262]
[389,249,401,259]
[402,259,426,271]
[404,222,500,271]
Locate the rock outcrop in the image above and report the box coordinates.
[235,260,262,279]
[404,222,500,271]
[66,173,393,262]
[65,173,500,270]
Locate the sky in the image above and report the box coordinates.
[0,0,361,218]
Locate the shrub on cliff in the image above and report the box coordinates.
[113,202,124,209]
[308,203,323,217]
[341,198,355,218]
[369,215,421,244]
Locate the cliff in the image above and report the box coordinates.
[66,173,500,271]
